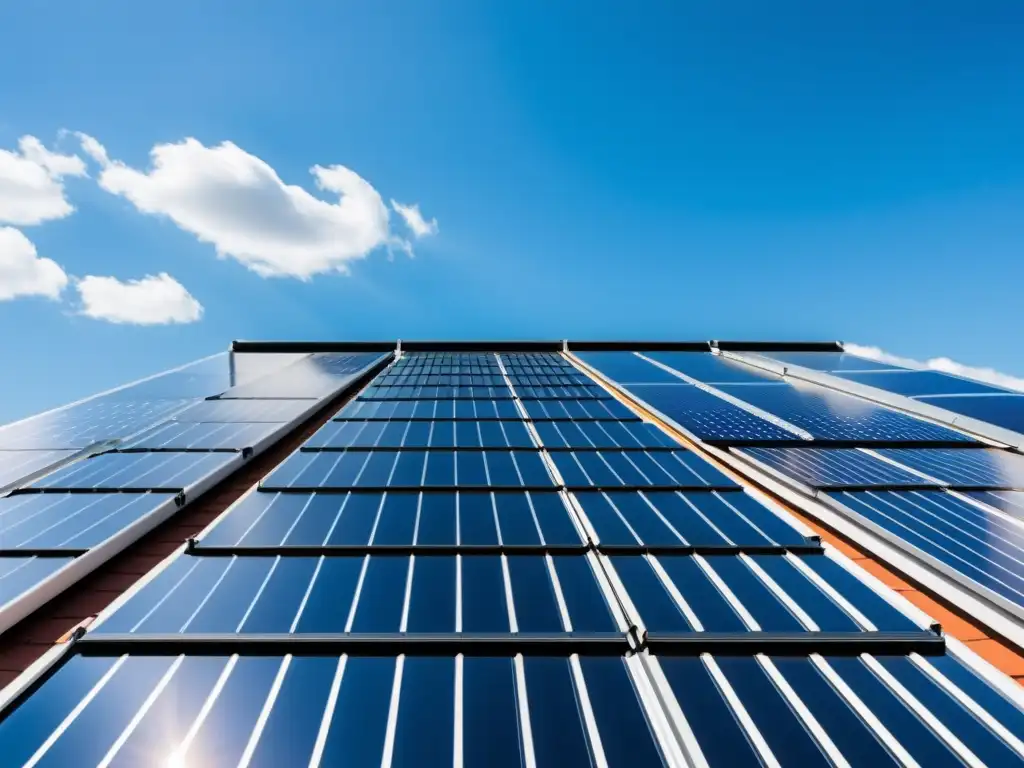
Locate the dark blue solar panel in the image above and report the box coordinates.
[612,553,916,633]
[646,352,781,384]
[305,420,537,450]
[520,398,639,421]
[740,447,934,488]
[200,490,583,547]
[532,420,676,450]
[0,492,175,550]
[575,352,683,384]
[759,351,903,372]
[124,421,281,450]
[550,450,736,489]
[0,556,74,609]
[831,490,1024,611]
[917,394,1024,435]
[91,553,616,635]
[834,370,1005,397]
[717,383,975,443]
[621,384,801,443]
[28,451,238,491]
[262,450,554,489]
[575,490,808,547]
[874,448,1024,489]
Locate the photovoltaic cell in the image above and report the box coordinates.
[520,398,640,421]
[739,447,934,489]
[27,451,238,491]
[532,420,677,450]
[874,448,1024,489]
[0,492,175,550]
[831,490,1024,612]
[334,398,525,420]
[717,383,975,443]
[834,370,1006,397]
[620,384,800,443]
[967,490,1024,521]
[305,419,537,450]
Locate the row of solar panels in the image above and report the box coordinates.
[0,351,389,636]
[0,349,1022,765]
[577,347,1024,651]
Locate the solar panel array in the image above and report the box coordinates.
[0,351,384,638]
[4,349,1024,765]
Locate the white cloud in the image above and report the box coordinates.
[846,343,1024,393]
[390,199,438,238]
[76,272,203,325]
[0,136,86,226]
[78,133,426,279]
[0,227,69,301]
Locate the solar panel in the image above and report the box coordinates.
[914,393,1024,435]
[27,451,239,492]
[756,350,904,372]
[645,351,781,383]
[717,382,976,444]
[0,449,76,490]
[123,421,283,451]
[0,556,76,611]
[199,491,584,548]
[739,447,935,489]
[619,384,802,444]
[0,492,175,550]
[550,449,737,489]
[575,490,809,548]
[834,370,1007,397]
[610,552,918,633]
[171,399,314,423]
[831,490,1024,612]
[967,490,1024,521]
[6,348,1024,767]
[216,352,381,399]
[874,448,1024,489]
[575,351,685,383]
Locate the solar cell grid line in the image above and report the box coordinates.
[120,421,284,452]
[0,449,79,493]
[26,451,241,493]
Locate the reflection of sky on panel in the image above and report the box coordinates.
[742,447,930,488]
[0,556,74,607]
[876,449,1024,489]
[218,353,381,399]
[0,449,76,488]
[757,351,903,372]
[969,491,1024,522]
[834,370,1005,397]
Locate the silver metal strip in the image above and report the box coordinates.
[569,654,610,768]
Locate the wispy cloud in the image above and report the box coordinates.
[78,134,429,279]
[76,272,203,325]
[0,226,69,301]
[391,199,438,238]
[846,343,1024,393]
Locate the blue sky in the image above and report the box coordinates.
[1,1,1023,422]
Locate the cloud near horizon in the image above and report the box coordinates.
[846,343,1024,392]
[78,134,436,279]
